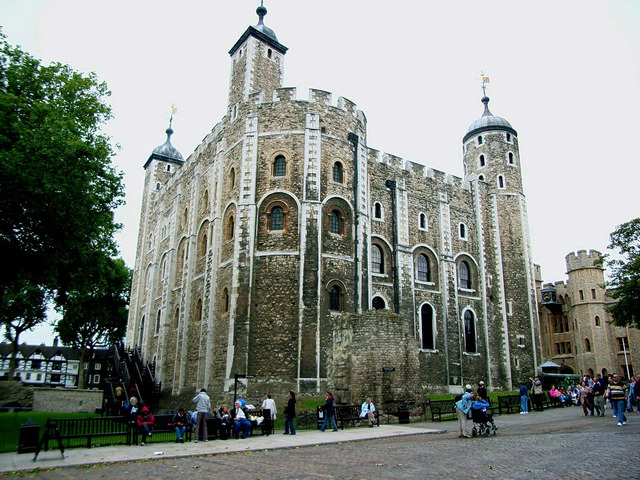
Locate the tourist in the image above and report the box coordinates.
[319,391,338,432]
[217,405,232,439]
[519,380,529,414]
[192,388,212,442]
[262,393,277,420]
[579,382,594,416]
[455,385,474,438]
[231,400,251,439]
[236,394,247,407]
[477,381,487,400]
[283,390,297,435]
[530,377,544,411]
[360,397,376,427]
[592,374,605,416]
[173,407,188,443]
[136,406,155,446]
[607,374,628,426]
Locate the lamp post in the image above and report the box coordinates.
[233,373,255,403]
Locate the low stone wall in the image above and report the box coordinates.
[32,388,103,413]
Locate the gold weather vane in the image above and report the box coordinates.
[480,72,490,96]
[169,104,178,129]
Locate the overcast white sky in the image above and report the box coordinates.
[2,0,639,344]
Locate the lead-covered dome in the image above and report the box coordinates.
[463,96,517,143]
[144,127,184,169]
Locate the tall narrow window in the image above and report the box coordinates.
[227,215,235,240]
[270,206,284,231]
[417,254,430,282]
[373,202,382,219]
[155,310,161,334]
[333,162,344,183]
[594,315,601,327]
[508,152,514,164]
[419,213,427,230]
[479,155,485,167]
[585,338,591,352]
[173,307,180,329]
[464,310,476,353]
[498,175,505,189]
[138,316,145,348]
[273,155,286,176]
[459,223,467,240]
[477,135,483,145]
[230,167,236,188]
[222,288,230,313]
[421,304,435,350]
[194,299,202,323]
[329,210,344,235]
[371,245,383,274]
[459,261,471,289]
[329,285,342,311]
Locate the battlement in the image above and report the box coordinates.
[247,87,358,117]
[565,249,603,272]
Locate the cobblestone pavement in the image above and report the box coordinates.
[3,409,639,480]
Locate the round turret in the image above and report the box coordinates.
[463,96,516,144]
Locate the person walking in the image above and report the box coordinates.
[319,391,338,432]
[607,374,628,426]
[530,377,544,411]
[592,374,605,416]
[455,385,474,438]
[283,390,297,435]
[192,388,212,442]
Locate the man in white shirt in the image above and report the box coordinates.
[231,400,252,439]
[262,393,277,420]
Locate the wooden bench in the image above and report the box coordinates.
[334,405,380,429]
[428,398,457,422]
[132,413,192,444]
[497,394,529,415]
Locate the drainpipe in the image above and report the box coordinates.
[385,179,400,313]
[348,133,360,312]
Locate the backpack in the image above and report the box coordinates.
[454,393,463,402]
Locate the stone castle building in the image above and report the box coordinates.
[126,4,541,402]
[537,250,639,380]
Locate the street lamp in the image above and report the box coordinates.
[233,373,255,402]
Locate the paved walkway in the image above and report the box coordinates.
[1,406,638,478]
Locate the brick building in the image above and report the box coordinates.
[126,4,541,403]
[537,250,640,381]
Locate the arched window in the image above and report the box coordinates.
[227,215,235,240]
[199,232,208,255]
[417,254,430,282]
[584,338,591,352]
[459,261,471,289]
[459,223,467,240]
[329,285,342,311]
[155,310,161,334]
[421,304,435,350]
[372,296,386,310]
[222,288,230,313]
[270,206,284,231]
[194,298,202,323]
[371,244,383,274]
[464,310,477,353]
[329,210,344,235]
[419,213,427,230]
[230,167,236,188]
[173,307,180,329]
[508,152,515,165]
[477,135,483,145]
[498,175,505,189]
[183,208,188,228]
[202,189,209,210]
[273,155,286,177]
[138,316,145,348]
[373,202,382,219]
[333,162,344,183]
[479,155,485,167]
[161,257,167,280]
[594,316,601,327]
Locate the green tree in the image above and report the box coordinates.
[0,281,48,378]
[56,255,131,389]
[0,31,124,308]
[602,218,640,328]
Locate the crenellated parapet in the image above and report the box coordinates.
[565,249,603,272]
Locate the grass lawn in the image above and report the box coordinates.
[0,411,97,454]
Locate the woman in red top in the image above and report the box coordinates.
[136,406,155,445]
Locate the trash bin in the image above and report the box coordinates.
[397,404,410,424]
[316,406,325,429]
[18,419,40,454]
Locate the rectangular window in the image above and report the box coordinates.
[52,362,62,371]
[618,337,629,351]
[506,302,513,316]
[36,373,42,381]
[565,342,571,353]
[579,290,584,300]
[591,289,596,299]
[25,373,31,380]
[93,374,100,384]
[94,363,101,371]
[31,360,41,370]
[51,373,61,383]
[556,343,562,355]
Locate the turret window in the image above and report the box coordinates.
[498,175,505,189]
[478,155,486,168]
[506,133,512,142]
[477,135,483,145]
[419,212,427,231]
[508,152,515,165]
[373,202,383,220]
[333,161,344,184]
[459,223,468,240]
[463,309,477,353]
